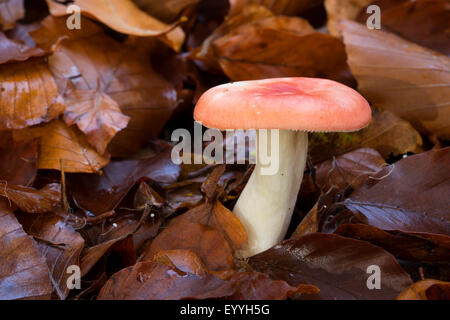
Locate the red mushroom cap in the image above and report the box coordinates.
[194,77,372,132]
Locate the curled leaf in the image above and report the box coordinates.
[0,182,61,214]
[0,0,24,30]
[45,0,180,37]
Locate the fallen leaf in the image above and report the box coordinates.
[324,0,373,36]
[205,8,352,84]
[309,110,423,162]
[68,148,180,215]
[0,133,37,186]
[228,0,323,17]
[0,199,52,300]
[315,147,386,192]
[341,20,450,139]
[338,148,450,235]
[335,223,450,264]
[98,249,318,300]
[134,0,199,22]
[196,5,274,73]
[0,59,65,130]
[142,220,235,271]
[175,201,248,250]
[0,31,46,64]
[16,211,85,299]
[0,0,24,30]
[250,233,412,299]
[63,89,130,155]
[97,260,236,300]
[0,182,61,213]
[45,0,180,37]
[32,16,177,156]
[356,0,450,56]
[292,148,386,238]
[227,272,319,300]
[14,120,110,173]
[397,279,450,300]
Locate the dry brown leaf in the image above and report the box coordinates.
[14,120,110,173]
[63,89,130,155]
[341,21,450,139]
[0,31,46,64]
[355,0,450,56]
[134,0,199,22]
[0,0,24,30]
[315,148,386,192]
[228,0,322,17]
[204,8,351,84]
[309,110,423,162]
[45,0,179,37]
[99,249,318,300]
[0,133,37,186]
[142,220,235,271]
[397,279,450,300]
[176,201,248,250]
[0,182,61,214]
[197,5,274,73]
[32,17,177,157]
[325,0,373,36]
[0,199,52,300]
[17,212,85,300]
[0,59,65,130]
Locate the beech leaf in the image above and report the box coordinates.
[0,59,65,130]
[16,212,85,299]
[341,20,450,139]
[32,16,177,156]
[0,199,52,300]
[45,0,180,37]
[250,233,412,299]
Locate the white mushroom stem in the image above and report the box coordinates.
[233,129,308,258]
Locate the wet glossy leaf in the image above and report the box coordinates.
[340,148,450,235]
[250,233,412,299]
[335,224,450,265]
[98,249,318,300]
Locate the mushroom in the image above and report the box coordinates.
[194,77,371,257]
